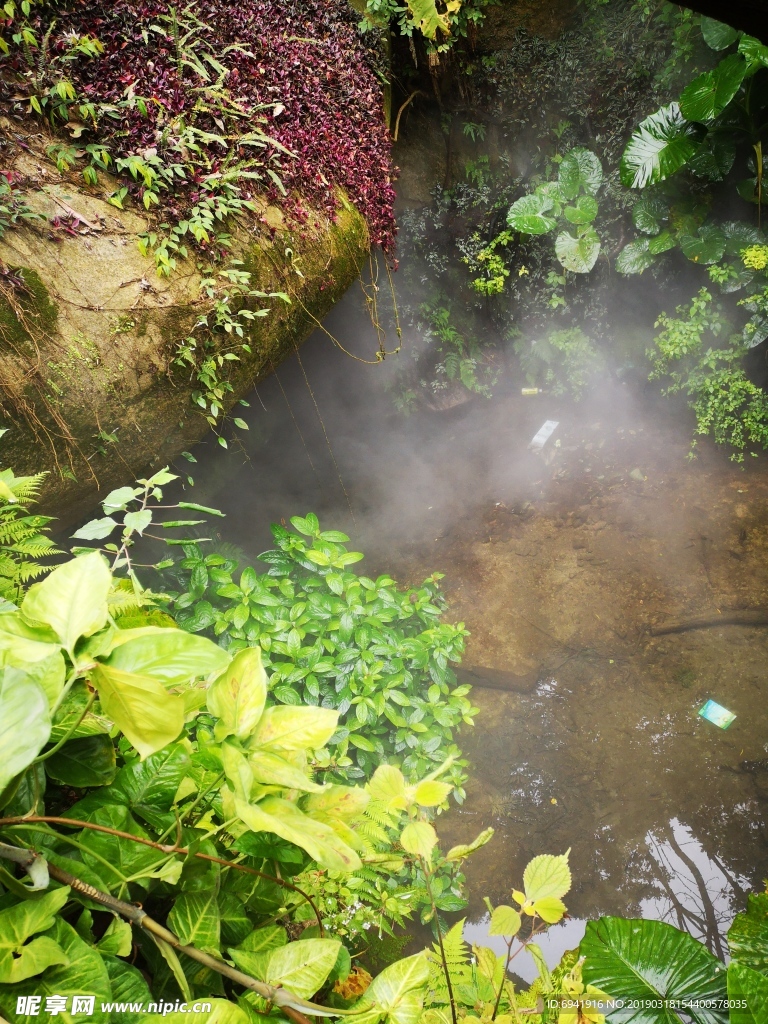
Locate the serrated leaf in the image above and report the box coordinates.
[400,821,438,859]
[413,779,452,806]
[531,896,567,923]
[523,851,571,901]
[489,905,522,936]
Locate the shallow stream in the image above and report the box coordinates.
[183,277,768,974]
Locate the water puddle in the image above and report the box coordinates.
[186,282,768,951]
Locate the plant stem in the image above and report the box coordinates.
[492,937,514,1020]
[423,860,457,1024]
[0,814,324,934]
[33,693,96,763]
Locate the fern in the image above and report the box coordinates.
[428,918,473,1004]
[0,470,59,601]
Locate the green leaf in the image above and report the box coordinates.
[648,230,677,255]
[680,54,747,122]
[727,892,768,975]
[738,35,768,73]
[21,551,111,653]
[45,734,117,787]
[688,132,736,181]
[71,516,118,540]
[632,193,669,235]
[563,195,598,225]
[249,705,339,752]
[350,951,429,1024]
[105,629,229,685]
[400,821,438,860]
[701,17,741,50]
[445,826,494,862]
[234,418,249,430]
[0,666,51,792]
[489,905,522,936]
[620,103,705,188]
[77,804,166,883]
[506,193,557,235]
[208,647,267,740]
[102,486,140,513]
[91,663,185,758]
[0,887,70,983]
[9,918,112,1022]
[580,917,728,1024]
[97,916,133,956]
[103,955,153,1024]
[235,925,288,954]
[218,891,253,947]
[0,631,65,707]
[413,780,452,806]
[235,796,361,872]
[123,508,153,535]
[555,227,601,273]
[169,890,221,956]
[231,938,341,999]
[107,742,191,821]
[729,962,768,1024]
[616,237,656,275]
[523,852,571,901]
[248,748,324,792]
[680,224,727,264]
[178,501,226,517]
[404,0,451,39]
[558,147,603,198]
[531,896,567,924]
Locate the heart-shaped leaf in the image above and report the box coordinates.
[620,103,705,188]
[555,227,601,273]
[506,193,557,235]
[680,54,747,122]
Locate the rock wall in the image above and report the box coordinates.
[0,141,369,523]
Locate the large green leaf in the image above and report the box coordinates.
[103,954,154,1024]
[581,917,728,1023]
[400,821,438,859]
[0,631,65,706]
[405,0,450,39]
[45,734,117,788]
[249,705,339,752]
[680,224,727,264]
[235,925,288,954]
[680,54,747,122]
[218,891,253,947]
[231,938,341,999]
[107,742,192,823]
[506,193,557,235]
[76,804,167,886]
[727,892,768,975]
[168,890,221,956]
[0,887,70,984]
[555,227,601,273]
[248,748,324,792]
[688,133,737,181]
[106,629,229,685]
[620,103,705,188]
[91,663,185,758]
[349,951,430,1024]
[558,147,603,199]
[235,796,361,872]
[616,237,656,275]
[21,551,111,654]
[739,36,768,74]
[49,681,111,742]
[632,194,669,235]
[564,195,598,225]
[729,962,768,1023]
[0,666,51,793]
[701,17,741,50]
[208,647,267,740]
[6,918,112,1023]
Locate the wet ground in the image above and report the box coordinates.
[184,283,768,972]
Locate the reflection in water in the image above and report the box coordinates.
[640,819,750,959]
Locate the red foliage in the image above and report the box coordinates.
[2,0,397,250]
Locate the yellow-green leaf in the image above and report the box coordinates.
[523,851,572,902]
[21,552,110,654]
[531,896,567,924]
[400,821,437,860]
[248,705,338,752]
[248,748,324,792]
[489,905,522,937]
[303,784,370,821]
[413,780,452,807]
[208,647,266,740]
[445,827,494,862]
[235,797,361,873]
[367,764,407,810]
[91,663,184,758]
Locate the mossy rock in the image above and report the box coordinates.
[0,144,369,524]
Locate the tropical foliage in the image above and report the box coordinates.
[0,466,60,601]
